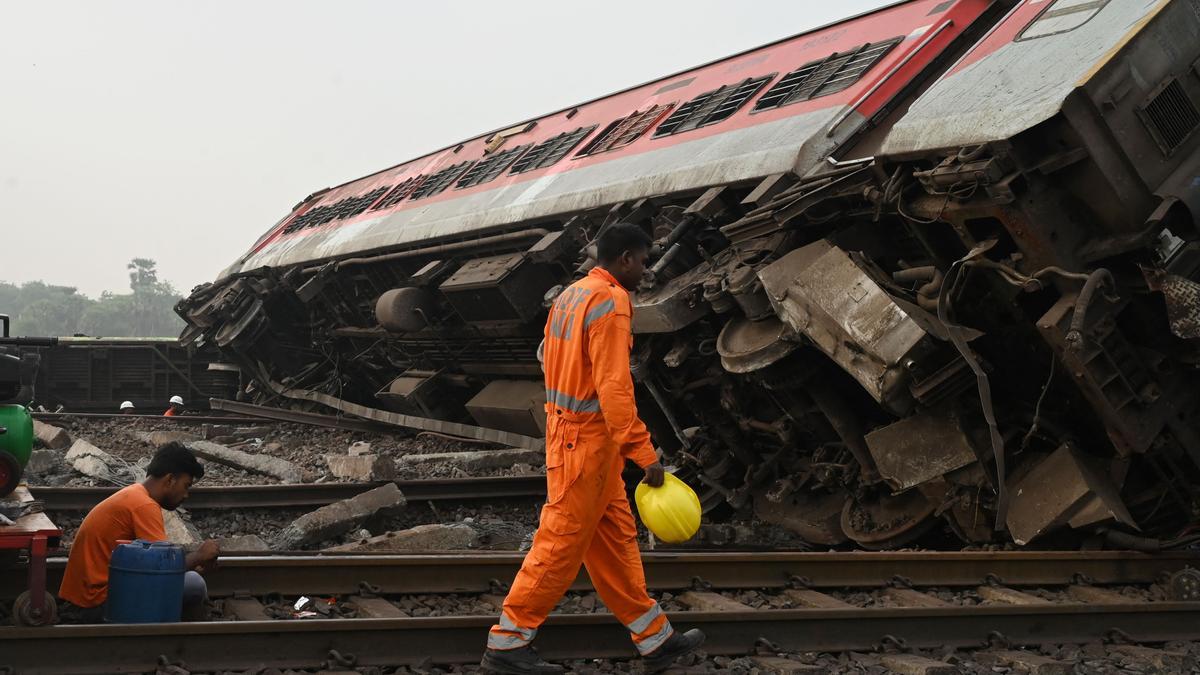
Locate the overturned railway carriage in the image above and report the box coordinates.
[179,0,1200,548]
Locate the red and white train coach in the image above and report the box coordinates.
[182,0,1200,549]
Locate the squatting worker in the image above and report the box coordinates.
[482,223,705,674]
[59,442,220,622]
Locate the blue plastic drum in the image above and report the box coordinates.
[105,540,186,623]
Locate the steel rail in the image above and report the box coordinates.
[4,550,1195,599]
[32,475,548,511]
[4,604,1200,673]
[31,412,273,426]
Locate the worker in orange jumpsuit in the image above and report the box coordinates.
[482,223,704,674]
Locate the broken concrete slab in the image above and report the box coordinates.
[66,439,145,482]
[348,441,372,456]
[25,449,63,474]
[1110,645,1194,671]
[325,523,478,552]
[396,448,543,472]
[215,534,271,552]
[32,420,71,450]
[274,483,406,549]
[325,454,395,481]
[186,440,304,483]
[162,509,202,546]
[137,431,202,448]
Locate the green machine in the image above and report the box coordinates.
[0,315,55,497]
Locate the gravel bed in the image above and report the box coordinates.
[28,417,543,488]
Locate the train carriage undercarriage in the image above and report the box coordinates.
[177,0,1200,550]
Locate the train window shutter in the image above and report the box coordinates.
[654,75,775,138]
[575,104,675,157]
[754,37,902,111]
[509,126,597,175]
[456,144,532,189]
[410,161,475,200]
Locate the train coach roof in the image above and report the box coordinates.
[881,0,1167,155]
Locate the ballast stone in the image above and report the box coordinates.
[325,453,395,481]
[274,483,406,549]
[326,523,478,552]
[348,441,372,456]
[186,440,304,483]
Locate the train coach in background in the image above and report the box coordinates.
[58,443,220,622]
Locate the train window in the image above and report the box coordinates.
[456,144,532,189]
[283,186,389,234]
[753,37,902,111]
[510,126,597,175]
[653,75,775,138]
[371,176,426,211]
[410,161,475,200]
[1016,0,1111,41]
[575,104,675,157]
[1139,78,1200,155]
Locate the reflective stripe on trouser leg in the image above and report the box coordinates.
[633,613,674,655]
[487,610,537,650]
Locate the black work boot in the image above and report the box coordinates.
[480,646,565,674]
[642,628,706,673]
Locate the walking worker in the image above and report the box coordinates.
[164,395,184,417]
[482,223,704,674]
[119,400,136,414]
[59,442,220,622]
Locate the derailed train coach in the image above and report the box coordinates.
[178,0,1200,549]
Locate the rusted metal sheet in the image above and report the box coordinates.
[758,240,929,411]
[864,410,978,491]
[1006,443,1135,546]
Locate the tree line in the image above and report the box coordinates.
[0,259,185,338]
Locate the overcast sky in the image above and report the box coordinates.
[1,0,890,298]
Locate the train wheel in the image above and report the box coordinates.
[0,452,20,498]
[840,489,938,550]
[13,590,58,627]
[1169,568,1200,601]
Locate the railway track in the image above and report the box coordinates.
[30,475,548,510]
[3,551,1200,672]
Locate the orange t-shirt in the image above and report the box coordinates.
[59,483,167,607]
[163,408,177,417]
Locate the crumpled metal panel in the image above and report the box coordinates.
[863,410,978,491]
[1005,443,1136,546]
[758,240,928,409]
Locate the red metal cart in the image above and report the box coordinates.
[1,486,61,626]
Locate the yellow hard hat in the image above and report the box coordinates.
[635,472,702,543]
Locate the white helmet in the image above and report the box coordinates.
[120,400,135,410]
[169,395,184,406]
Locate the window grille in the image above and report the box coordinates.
[509,126,597,174]
[283,186,389,234]
[410,161,474,200]
[371,176,426,211]
[753,37,902,111]
[575,104,675,157]
[654,75,774,137]
[456,144,532,189]
[1140,78,1200,155]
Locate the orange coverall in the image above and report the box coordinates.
[488,266,674,655]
